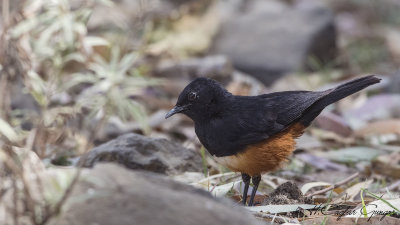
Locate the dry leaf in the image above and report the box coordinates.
[301,182,331,195]
[316,147,381,163]
[331,180,373,204]
[355,119,400,137]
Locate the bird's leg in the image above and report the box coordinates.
[241,173,251,205]
[249,175,261,206]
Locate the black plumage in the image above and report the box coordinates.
[166,75,381,157]
[166,75,380,206]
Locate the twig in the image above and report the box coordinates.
[306,172,359,197]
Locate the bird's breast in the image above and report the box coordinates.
[212,123,304,176]
[194,120,228,156]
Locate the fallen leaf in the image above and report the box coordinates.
[355,119,400,137]
[316,147,381,163]
[331,180,373,204]
[301,182,332,195]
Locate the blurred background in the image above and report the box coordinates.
[1,0,400,224]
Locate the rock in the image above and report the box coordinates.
[212,0,337,85]
[50,163,263,225]
[79,133,202,175]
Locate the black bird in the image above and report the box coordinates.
[165,75,380,206]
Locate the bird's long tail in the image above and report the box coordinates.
[300,75,381,126]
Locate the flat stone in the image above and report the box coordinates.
[79,133,202,175]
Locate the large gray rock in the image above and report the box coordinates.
[80,133,202,175]
[50,164,263,225]
[212,0,337,85]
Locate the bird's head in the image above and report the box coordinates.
[165,77,231,121]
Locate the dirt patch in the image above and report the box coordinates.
[264,182,313,205]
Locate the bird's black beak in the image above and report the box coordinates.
[165,105,187,119]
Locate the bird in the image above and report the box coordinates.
[165,75,380,206]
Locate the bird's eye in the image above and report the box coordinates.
[188,92,197,101]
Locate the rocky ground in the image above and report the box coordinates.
[1,0,400,224]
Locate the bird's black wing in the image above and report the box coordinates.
[263,90,329,126]
[223,91,328,155]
